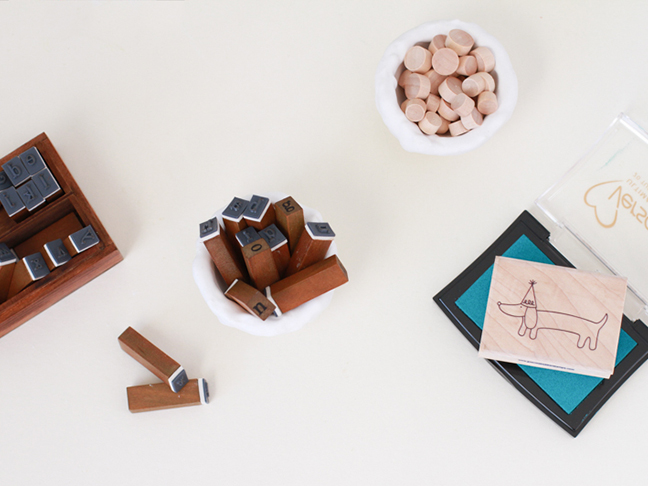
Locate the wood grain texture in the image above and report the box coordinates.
[127,378,208,413]
[241,238,280,290]
[0,262,15,302]
[284,226,333,277]
[225,279,276,320]
[274,196,304,253]
[203,226,248,286]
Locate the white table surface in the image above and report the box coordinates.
[2,2,648,485]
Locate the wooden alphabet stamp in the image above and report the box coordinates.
[16,180,45,212]
[19,147,47,175]
[118,326,189,393]
[2,157,30,186]
[285,222,335,276]
[7,252,50,299]
[259,224,290,277]
[222,197,249,242]
[0,187,27,219]
[127,378,209,413]
[241,238,280,290]
[0,170,12,191]
[243,195,276,230]
[224,278,276,320]
[478,257,628,378]
[235,226,261,248]
[31,168,61,200]
[64,225,100,256]
[199,217,247,286]
[43,239,72,270]
[274,196,304,253]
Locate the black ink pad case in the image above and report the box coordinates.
[435,114,648,436]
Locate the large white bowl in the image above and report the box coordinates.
[375,19,518,155]
[193,192,338,337]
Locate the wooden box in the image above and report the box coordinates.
[0,133,122,338]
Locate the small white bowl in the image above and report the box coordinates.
[193,192,338,337]
[375,20,518,155]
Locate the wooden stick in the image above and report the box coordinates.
[200,217,248,286]
[118,327,189,393]
[224,279,276,320]
[43,239,72,270]
[127,378,209,413]
[0,244,17,302]
[285,222,335,277]
[266,255,348,315]
[6,253,50,299]
[63,225,100,257]
[259,224,290,277]
[274,196,304,253]
[243,195,276,230]
[242,238,280,290]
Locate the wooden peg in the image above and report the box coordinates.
[199,217,248,286]
[398,70,413,88]
[471,46,495,72]
[285,222,335,277]
[242,238,280,290]
[127,378,209,413]
[404,72,431,99]
[243,195,275,230]
[451,93,476,117]
[0,243,17,302]
[6,253,50,300]
[437,98,459,122]
[449,119,469,137]
[455,55,477,76]
[0,187,27,220]
[445,29,474,56]
[259,224,290,277]
[224,279,276,320]
[423,70,446,96]
[461,108,484,130]
[462,73,486,97]
[222,197,249,246]
[404,45,432,74]
[266,255,348,315]
[438,76,463,103]
[400,99,426,122]
[418,112,443,135]
[42,239,72,270]
[428,34,447,54]
[477,91,499,115]
[437,116,450,135]
[118,327,189,393]
[274,196,305,253]
[431,48,459,76]
[476,71,495,92]
[425,94,441,113]
[63,225,100,257]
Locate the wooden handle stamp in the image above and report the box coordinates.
[63,225,100,257]
[14,212,83,258]
[242,237,280,290]
[7,252,50,299]
[404,45,432,74]
[0,170,12,191]
[285,222,335,277]
[16,180,45,212]
[259,224,290,277]
[0,243,17,302]
[0,187,27,220]
[274,196,304,253]
[118,326,189,393]
[199,217,247,286]
[400,99,426,122]
[31,168,61,200]
[127,378,209,413]
[19,147,47,175]
[2,157,30,187]
[266,255,348,315]
[243,195,276,230]
[43,239,72,270]
[235,226,261,248]
[431,48,459,76]
[225,278,276,320]
[222,197,249,244]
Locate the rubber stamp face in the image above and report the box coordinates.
[0,170,12,191]
[199,217,220,240]
[236,227,261,247]
[0,187,26,217]
[244,195,270,221]
[16,180,45,211]
[32,168,60,199]
[259,224,287,250]
[2,157,29,186]
[44,239,72,267]
[306,222,335,240]
[222,197,248,221]
[0,244,16,265]
[69,225,100,253]
[19,147,46,175]
[24,253,50,280]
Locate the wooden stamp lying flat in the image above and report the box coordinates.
[127,378,209,413]
[118,327,189,393]
[478,257,627,378]
[43,239,72,270]
[64,225,100,256]
[225,279,276,320]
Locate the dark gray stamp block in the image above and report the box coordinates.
[24,252,50,280]
[69,225,100,253]
[236,226,261,247]
[16,180,45,211]
[222,197,249,222]
[2,157,30,186]
[0,187,26,217]
[199,217,221,240]
[44,239,72,267]
[0,170,12,191]
[306,222,335,239]
[259,224,287,251]
[243,195,270,222]
[0,243,17,265]
[170,369,189,393]
[31,168,60,199]
[19,147,47,175]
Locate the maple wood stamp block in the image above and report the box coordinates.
[244,194,276,230]
[127,378,209,413]
[285,222,334,277]
[43,239,72,270]
[64,225,100,256]
[118,326,189,393]
[266,255,348,315]
[199,217,247,286]
[259,224,290,277]
[224,278,276,320]
[478,257,627,378]
[242,238,280,290]
[274,196,304,253]
[0,243,17,302]
[7,252,50,299]
[222,197,249,243]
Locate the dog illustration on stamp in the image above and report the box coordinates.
[497,280,608,351]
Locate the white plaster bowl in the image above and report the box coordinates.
[375,20,518,155]
[193,192,339,337]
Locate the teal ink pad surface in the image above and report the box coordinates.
[434,211,648,436]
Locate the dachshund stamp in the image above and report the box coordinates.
[478,257,627,379]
